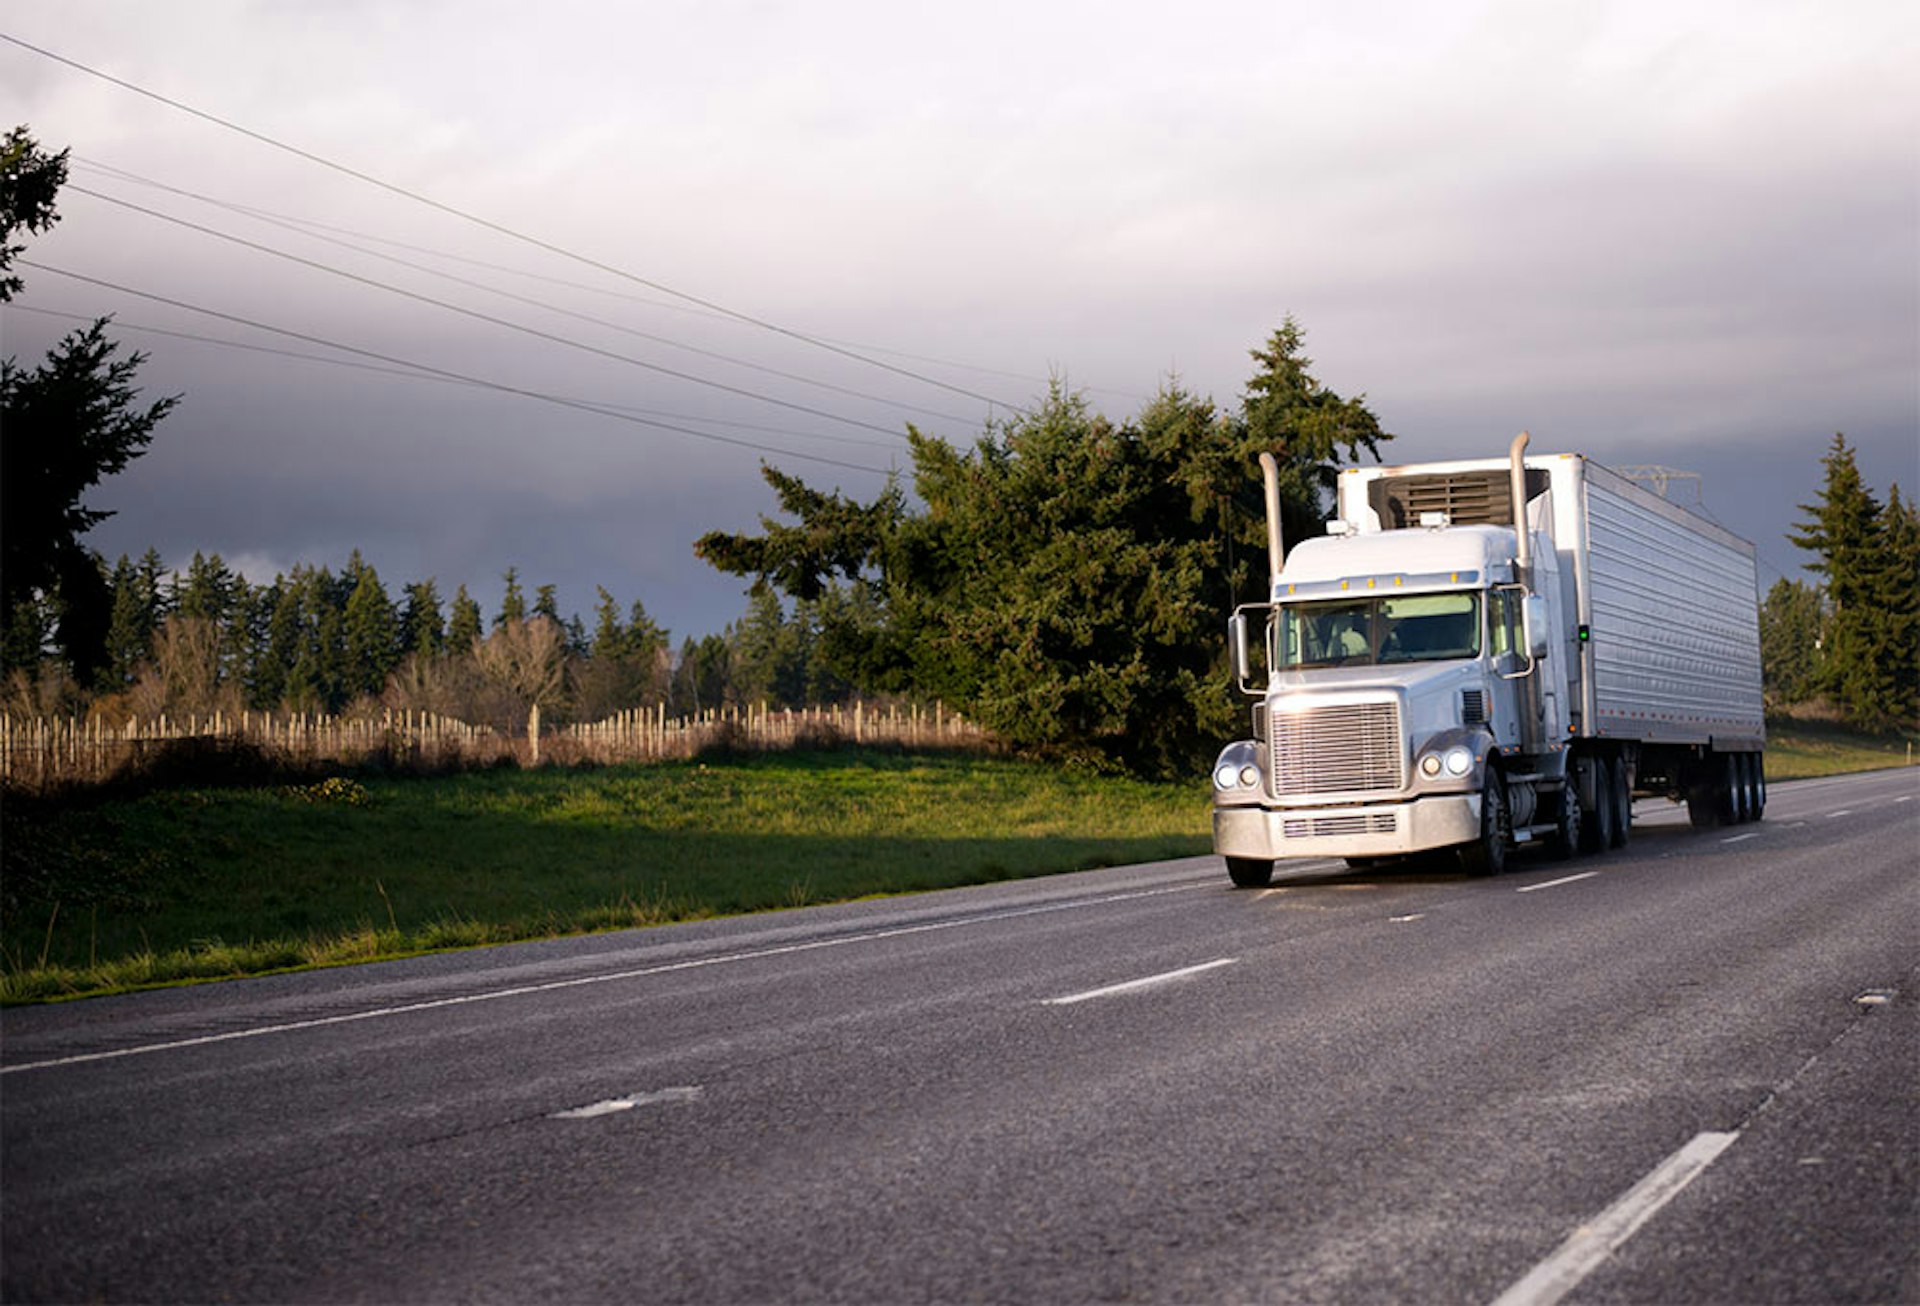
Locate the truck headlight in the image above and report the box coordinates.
[1419,744,1477,779]
[1214,762,1260,790]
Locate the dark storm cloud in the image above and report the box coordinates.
[4,0,1915,636]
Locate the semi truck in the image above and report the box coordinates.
[1212,434,1766,887]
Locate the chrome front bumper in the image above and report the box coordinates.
[1213,793,1480,861]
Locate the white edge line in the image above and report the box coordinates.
[1488,1130,1737,1306]
[1044,958,1237,1006]
[1516,871,1600,894]
[1826,809,1853,818]
[551,1085,702,1119]
[1720,832,1760,844]
[4,881,1213,1075]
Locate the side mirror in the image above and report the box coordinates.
[1229,611,1252,685]
[1523,595,1550,659]
[1228,603,1272,696]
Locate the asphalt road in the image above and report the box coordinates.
[4,768,1915,1304]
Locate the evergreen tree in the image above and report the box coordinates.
[342,558,399,700]
[103,553,161,689]
[448,584,484,652]
[1789,435,1901,727]
[533,583,561,624]
[496,567,526,628]
[399,580,445,660]
[696,319,1389,775]
[1878,485,1920,724]
[1758,578,1825,707]
[730,587,808,708]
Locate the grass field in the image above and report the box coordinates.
[1762,717,1918,780]
[1,751,1210,1004]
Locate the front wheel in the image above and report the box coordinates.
[1458,770,1510,877]
[1226,857,1274,889]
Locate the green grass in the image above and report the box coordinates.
[1764,717,1919,780]
[1,750,1209,1004]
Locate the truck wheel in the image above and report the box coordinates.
[1738,753,1764,823]
[1609,755,1632,848]
[1722,753,1746,824]
[1546,780,1581,860]
[1226,857,1274,889]
[1687,754,1731,828]
[1459,771,1510,877]
[1580,757,1615,854]
[1752,754,1767,821]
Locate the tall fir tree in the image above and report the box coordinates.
[496,568,526,628]
[341,556,399,701]
[399,580,445,660]
[1788,435,1904,727]
[448,584,484,653]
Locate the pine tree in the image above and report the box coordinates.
[1758,578,1825,707]
[496,568,526,628]
[448,585,484,653]
[399,580,445,660]
[103,553,159,689]
[1789,435,1900,727]
[342,559,399,701]
[1878,485,1920,724]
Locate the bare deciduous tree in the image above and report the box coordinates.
[471,616,568,761]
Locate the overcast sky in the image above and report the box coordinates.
[4,0,1916,641]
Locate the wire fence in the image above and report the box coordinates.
[0,701,988,794]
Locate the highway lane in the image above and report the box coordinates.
[3,767,1914,1303]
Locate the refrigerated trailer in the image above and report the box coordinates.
[1212,434,1766,886]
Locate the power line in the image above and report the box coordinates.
[19,259,897,477]
[74,155,1077,400]
[3,30,1025,413]
[6,303,905,450]
[68,159,980,428]
[69,182,918,442]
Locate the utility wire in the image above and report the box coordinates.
[75,156,1075,397]
[19,259,896,477]
[69,160,978,427]
[69,183,915,441]
[4,31,1025,413]
[6,303,904,449]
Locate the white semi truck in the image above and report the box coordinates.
[1212,434,1766,887]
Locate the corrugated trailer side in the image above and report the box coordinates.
[1576,460,1765,747]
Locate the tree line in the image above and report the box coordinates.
[1,554,857,732]
[1761,433,1919,730]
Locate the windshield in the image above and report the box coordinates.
[1276,591,1483,669]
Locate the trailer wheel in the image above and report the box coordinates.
[1580,757,1616,854]
[1687,754,1732,828]
[1459,771,1510,877]
[1752,754,1767,821]
[1608,755,1632,848]
[1546,780,1581,860]
[1736,753,1764,823]
[1226,857,1274,889]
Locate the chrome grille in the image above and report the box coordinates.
[1282,812,1399,839]
[1267,700,1404,796]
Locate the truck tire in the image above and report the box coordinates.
[1752,754,1767,821]
[1226,857,1274,889]
[1546,779,1581,860]
[1580,756,1615,854]
[1609,755,1632,848]
[1737,753,1764,823]
[1687,753,1732,828]
[1459,770,1510,877]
